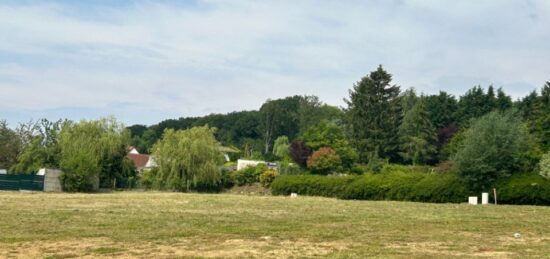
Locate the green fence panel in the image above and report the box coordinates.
[0,174,44,191]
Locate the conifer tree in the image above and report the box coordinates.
[344,65,401,162]
[398,98,437,165]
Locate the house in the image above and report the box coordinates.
[126,148,156,172]
[128,146,140,155]
[237,159,277,171]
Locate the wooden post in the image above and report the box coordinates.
[493,188,497,205]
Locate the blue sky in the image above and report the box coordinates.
[1,0,549,126]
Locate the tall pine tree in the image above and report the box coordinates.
[398,97,437,165]
[344,65,401,162]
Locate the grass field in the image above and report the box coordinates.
[0,192,549,258]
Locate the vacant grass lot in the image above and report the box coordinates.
[0,192,548,258]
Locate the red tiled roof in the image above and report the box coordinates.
[127,153,150,168]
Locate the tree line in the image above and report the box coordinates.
[1,65,550,192]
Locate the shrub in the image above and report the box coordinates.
[307,147,342,175]
[495,173,550,205]
[259,169,278,187]
[409,173,468,203]
[272,173,468,203]
[338,172,426,200]
[271,172,550,205]
[366,151,385,173]
[278,160,303,175]
[60,151,100,192]
[138,169,157,189]
[434,160,453,174]
[231,164,267,186]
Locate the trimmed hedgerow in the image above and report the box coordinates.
[495,173,550,205]
[271,172,550,205]
[336,172,466,202]
[409,173,468,203]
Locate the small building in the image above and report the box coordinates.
[127,153,156,172]
[0,169,6,175]
[128,146,140,154]
[237,159,277,171]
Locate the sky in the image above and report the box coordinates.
[1,0,549,126]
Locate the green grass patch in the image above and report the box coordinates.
[0,192,548,258]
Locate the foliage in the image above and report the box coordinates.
[277,159,303,175]
[452,111,531,191]
[271,173,469,203]
[398,97,437,165]
[424,91,458,129]
[538,151,550,179]
[300,120,357,169]
[345,65,401,162]
[152,126,223,191]
[272,135,290,159]
[10,119,63,173]
[0,120,20,170]
[139,168,158,189]
[258,95,342,154]
[495,173,550,205]
[259,169,278,187]
[289,140,312,167]
[366,151,385,173]
[518,82,550,151]
[230,164,267,186]
[307,147,342,175]
[59,150,100,192]
[59,117,135,191]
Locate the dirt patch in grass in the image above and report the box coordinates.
[386,241,516,258]
[225,183,271,195]
[0,237,350,258]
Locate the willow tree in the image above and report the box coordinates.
[152,126,223,191]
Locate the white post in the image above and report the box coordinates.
[468,196,478,205]
[481,193,489,205]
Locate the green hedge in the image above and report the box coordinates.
[495,173,550,205]
[271,173,550,205]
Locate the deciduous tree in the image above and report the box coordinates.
[152,126,223,191]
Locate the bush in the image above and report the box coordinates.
[307,147,342,175]
[271,172,550,205]
[138,169,155,189]
[338,172,427,200]
[409,173,468,203]
[495,173,550,205]
[272,173,468,203]
[231,164,267,186]
[259,169,278,187]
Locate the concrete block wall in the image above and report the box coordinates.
[44,169,63,192]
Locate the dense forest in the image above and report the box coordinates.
[127,66,549,168]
